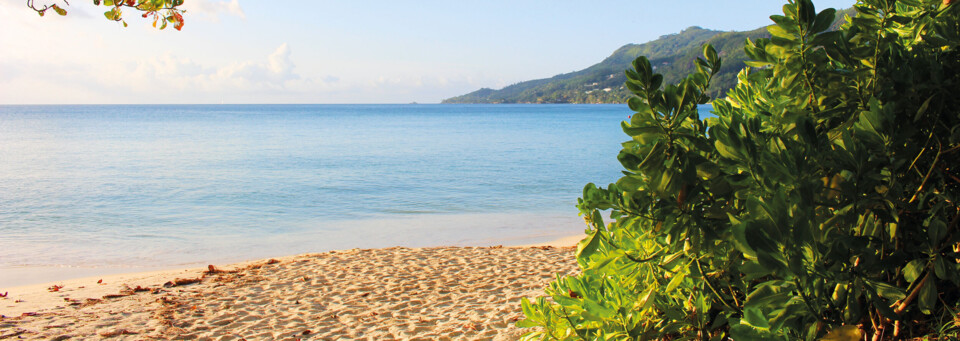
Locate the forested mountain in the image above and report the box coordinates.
[443,9,852,104]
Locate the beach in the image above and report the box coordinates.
[0,237,581,340]
[0,105,606,340]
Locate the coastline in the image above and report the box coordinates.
[0,212,590,289]
[0,235,583,339]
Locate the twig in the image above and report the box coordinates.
[893,271,932,314]
[695,258,737,311]
[909,140,942,204]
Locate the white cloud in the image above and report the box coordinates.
[117,43,307,94]
[183,0,246,21]
[214,43,300,89]
[0,42,331,103]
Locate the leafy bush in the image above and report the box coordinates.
[519,0,960,339]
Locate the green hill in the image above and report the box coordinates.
[443,10,852,104]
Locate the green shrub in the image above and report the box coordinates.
[519,0,960,339]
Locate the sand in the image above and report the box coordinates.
[0,238,581,340]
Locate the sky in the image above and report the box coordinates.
[0,0,856,104]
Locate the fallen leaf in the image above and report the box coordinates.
[820,325,863,341]
[164,277,201,287]
[47,285,63,292]
[97,279,103,284]
[0,291,7,298]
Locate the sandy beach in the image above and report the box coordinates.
[0,237,581,340]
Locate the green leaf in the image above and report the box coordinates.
[104,8,119,20]
[903,259,926,283]
[731,222,757,259]
[811,8,837,34]
[583,298,616,319]
[864,279,905,302]
[715,141,743,161]
[743,307,770,330]
[520,297,535,321]
[768,25,796,40]
[650,74,664,90]
[746,281,795,309]
[636,288,657,312]
[934,256,951,281]
[665,272,686,292]
[660,251,685,270]
[914,95,936,122]
[576,229,603,268]
[919,279,937,315]
[703,44,719,68]
[927,219,947,245]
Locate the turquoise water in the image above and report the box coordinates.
[0,104,711,286]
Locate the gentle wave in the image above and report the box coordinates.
[0,104,712,286]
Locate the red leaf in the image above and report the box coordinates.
[173,12,184,31]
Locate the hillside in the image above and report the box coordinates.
[443,9,852,104]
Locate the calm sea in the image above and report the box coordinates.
[0,104,711,286]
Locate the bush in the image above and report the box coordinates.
[519,0,960,339]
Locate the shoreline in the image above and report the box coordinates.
[1,232,585,290]
[1,238,582,339]
[1,212,588,289]
[1,234,584,316]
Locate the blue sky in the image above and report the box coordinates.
[0,0,856,104]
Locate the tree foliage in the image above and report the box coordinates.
[27,0,186,30]
[519,0,960,339]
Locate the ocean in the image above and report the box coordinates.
[0,104,711,286]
